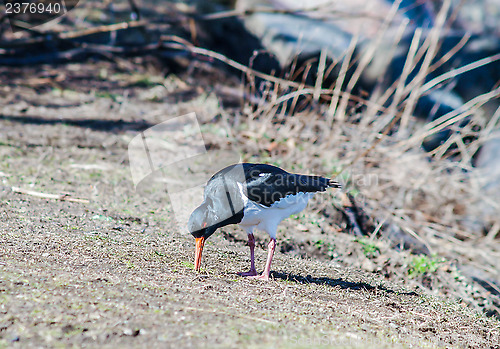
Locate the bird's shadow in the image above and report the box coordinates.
[270,271,418,296]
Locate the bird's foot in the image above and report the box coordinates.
[248,273,270,281]
[237,269,258,277]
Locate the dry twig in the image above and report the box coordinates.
[11,186,89,203]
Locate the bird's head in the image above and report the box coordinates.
[188,201,218,272]
[188,176,245,273]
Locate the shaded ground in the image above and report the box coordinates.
[1,62,500,348]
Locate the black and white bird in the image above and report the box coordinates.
[188,163,340,280]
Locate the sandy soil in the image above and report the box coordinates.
[1,62,500,348]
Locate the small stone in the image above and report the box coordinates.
[361,258,375,273]
[123,328,141,336]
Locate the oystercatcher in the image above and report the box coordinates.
[188,163,340,280]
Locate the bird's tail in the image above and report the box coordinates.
[297,174,341,192]
[327,179,341,189]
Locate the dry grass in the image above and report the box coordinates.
[195,0,500,319]
[2,0,500,346]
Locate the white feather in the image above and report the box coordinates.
[238,191,314,239]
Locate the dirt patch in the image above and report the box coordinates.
[1,61,500,348]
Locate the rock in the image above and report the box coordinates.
[232,0,500,150]
[472,131,500,220]
[242,11,354,67]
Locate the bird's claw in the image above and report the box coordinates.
[237,270,258,277]
[248,273,270,280]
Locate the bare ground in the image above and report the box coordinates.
[1,62,500,348]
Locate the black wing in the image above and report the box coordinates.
[242,163,340,207]
[209,163,339,207]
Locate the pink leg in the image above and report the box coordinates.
[238,234,257,276]
[250,238,276,281]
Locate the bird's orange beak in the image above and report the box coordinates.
[194,237,205,272]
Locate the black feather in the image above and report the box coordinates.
[211,163,339,207]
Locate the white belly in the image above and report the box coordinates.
[239,192,314,238]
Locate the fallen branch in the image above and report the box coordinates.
[11,186,89,203]
[0,21,148,48]
[202,5,387,22]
